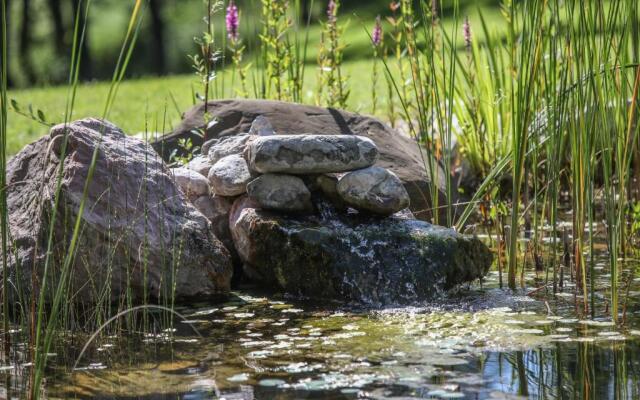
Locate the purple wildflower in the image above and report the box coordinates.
[327,0,337,24]
[372,16,383,47]
[226,0,239,42]
[463,16,471,51]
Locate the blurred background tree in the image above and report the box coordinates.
[2,0,498,88]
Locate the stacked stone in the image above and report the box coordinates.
[172,116,411,235]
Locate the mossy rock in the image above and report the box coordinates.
[230,197,492,306]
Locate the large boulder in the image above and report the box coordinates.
[152,99,451,221]
[229,196,492,305]
[5,118,233,303]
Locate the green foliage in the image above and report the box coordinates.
[260,0,293,100]
[190,0,223,130]
[316,0,349,108]
[9,98,52,127]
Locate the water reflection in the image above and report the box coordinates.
[26,284,638,400]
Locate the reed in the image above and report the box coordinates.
[4,0,640,394]
[1,0,9,373]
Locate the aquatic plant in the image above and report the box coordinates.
[316,0,349,108]
[189,0,222,134]
[226,0,248,97]
[260,0,292,100]
[371,16,383,116]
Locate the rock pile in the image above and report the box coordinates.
[169,116,491,305]
[179,118,411,220]
[156,99,453,222]
[6,112,491,307]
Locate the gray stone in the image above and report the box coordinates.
[229,196,492,305]
[186,155,213,177]
[246,134,379,174]
[153,99,454,222]
[249,115,275,136]
[171,167,209,201]
[247,174,313,213]
[5,118,232,303]
[208,134,251,165]
[208,154,252,196]
[337,166,410,215]
[201,138,219,156]
[193,195,235,256]
[314,173,347,210]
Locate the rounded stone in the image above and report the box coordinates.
[247,174,312,213]
[337,166,410,215]
[186,155,213,177]
[208,154,252,196]
[208,134,251,165]
[171,167,210,201]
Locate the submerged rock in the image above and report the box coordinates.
[229,196,492,305]
[154,99,454,221]
[247,174,313,213]
[246,134,379,174]
[337,166,410,215]
[5,118,232,302]
[208,154,252,196]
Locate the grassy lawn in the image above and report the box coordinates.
[6,59,389,155]
[5,1,508,155]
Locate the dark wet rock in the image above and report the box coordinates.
[337,166,410,215]
[208,134,251,165]
[171,167,210,201]
[208,154,252,196]
[153,99,452,221]
[314,173,348,210]
[186,155,213,177]
[229,196,492,305]
[5,118,232,303]
[249,115,275,136]
[247,174,313,213]
[246,134,378,174]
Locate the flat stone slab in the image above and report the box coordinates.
[246,134,379,174]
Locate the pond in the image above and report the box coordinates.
[19,256,636,400]
[1,228,639,399]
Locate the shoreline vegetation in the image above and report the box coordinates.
[2,0,640,398]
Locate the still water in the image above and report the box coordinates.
[39,264,640,400]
